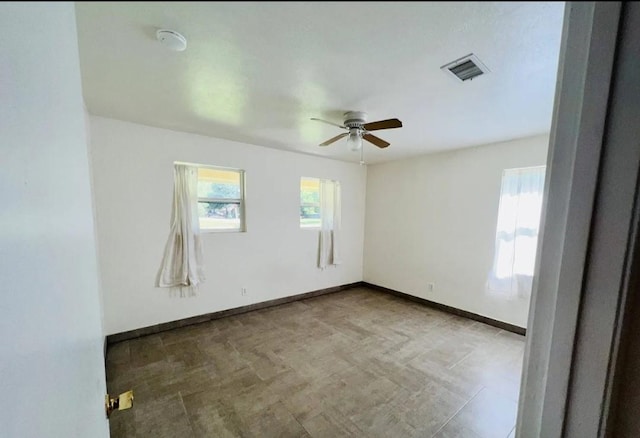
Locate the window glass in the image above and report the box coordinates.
[300,177,321,228]
[197,167,245,232]
[489,166,546,297]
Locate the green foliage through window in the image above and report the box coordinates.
[196,166,244,231]
[300,178,321,228]
[197,182,240,199]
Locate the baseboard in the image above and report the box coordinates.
[362,282,526,336]
[106,280,524,346]
[106,281,364,345]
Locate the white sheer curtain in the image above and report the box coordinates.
[488,166,545,298]
[318,179,342,269]
[156,164,205,289]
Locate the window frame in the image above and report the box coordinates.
[188,162,246,233]
[300,177,321,230]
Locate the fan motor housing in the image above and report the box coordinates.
[344,111,367,128]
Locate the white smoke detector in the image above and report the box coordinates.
[156,29,187,52]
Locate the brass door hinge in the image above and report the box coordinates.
[105,390,134,419]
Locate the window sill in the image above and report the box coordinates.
[200,229,246,234]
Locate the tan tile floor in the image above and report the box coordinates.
[106,287,525,437]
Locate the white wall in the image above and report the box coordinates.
[89,116,366,335]
[84,103,106,340]
[364,135,549,328]
[0,3,108,437]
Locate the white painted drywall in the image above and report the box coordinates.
[0,3,109,437]
[364,135,549,328]
[84,103,106,339]
[89,116,367,335]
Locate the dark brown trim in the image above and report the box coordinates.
[363,282,526,336]
[106,282,364,345]
[106,280,524,346]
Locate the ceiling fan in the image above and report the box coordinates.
[310,111,402,151]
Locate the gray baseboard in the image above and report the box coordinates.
[105,280,524,348]
[106,281,364,345]
[363,282,526,336]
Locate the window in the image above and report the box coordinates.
[197,166,245,232]
[489,166,546,297]
[300,177,321,228]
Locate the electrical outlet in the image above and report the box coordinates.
[427,283,435,292]
[241,287,247,296]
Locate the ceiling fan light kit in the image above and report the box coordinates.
[346,130,363,151]
[310,111,403,159]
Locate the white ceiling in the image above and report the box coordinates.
[75,2,565,164]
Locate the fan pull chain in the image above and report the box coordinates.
[360,142,365,165]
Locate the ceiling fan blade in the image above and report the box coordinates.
[362,118,403,131]
[320,133,348,146]
[310,117,347,129]
[363,133,390,148]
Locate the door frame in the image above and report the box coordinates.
[518,2,640,436]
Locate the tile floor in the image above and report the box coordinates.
[106,287,524,437]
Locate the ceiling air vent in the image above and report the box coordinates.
[441,54,489,82]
